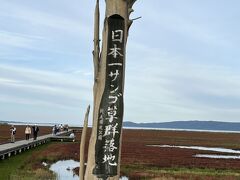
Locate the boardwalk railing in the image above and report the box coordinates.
[0,130,74,160]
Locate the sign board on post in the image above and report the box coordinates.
[93,14,125,178]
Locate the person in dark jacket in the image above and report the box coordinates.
[32,124,39,140]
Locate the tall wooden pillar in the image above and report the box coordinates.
[84,1,137,179]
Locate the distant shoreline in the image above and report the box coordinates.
[1,120,240,134]
[0,121,66,127]
[123,126,240,134]
[123,120,240,133]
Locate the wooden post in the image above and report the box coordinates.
[79,105,90,180]
[85,0,137,179]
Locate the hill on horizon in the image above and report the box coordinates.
[123,120,240,132]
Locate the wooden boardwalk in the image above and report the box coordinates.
[0,130,73,160]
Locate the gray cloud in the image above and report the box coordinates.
[124,42,240,122]
[0,64,92,122]
[1,0,240,124]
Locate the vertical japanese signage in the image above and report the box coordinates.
[93,14,125,178]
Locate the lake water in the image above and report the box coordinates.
[194,154,240,159]
[149,145,240,154]
[124,126,240,133]
[4,121,240,133]
[50,160,128,180]
[149,145,240,159]
[50,160,79,180]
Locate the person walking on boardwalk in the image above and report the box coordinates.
[25,125,31,140]
[32,124,39,140]
[10,125,16,143]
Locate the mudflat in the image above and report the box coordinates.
[121,129,240,169]
[1,125,240,170]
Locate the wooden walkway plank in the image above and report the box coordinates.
[0,130,73,160]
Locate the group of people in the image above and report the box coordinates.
[52,124,75,141]
[52,124,68,136]
[10,124,39,143]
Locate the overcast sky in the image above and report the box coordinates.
[1,0,240,125]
